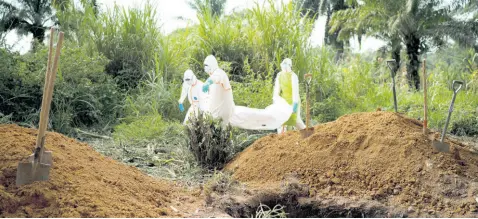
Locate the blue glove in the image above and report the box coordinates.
[202,79,213,93]
[179,103,184,112]
[293,102,298,113]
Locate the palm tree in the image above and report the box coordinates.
[330,0,476,90]
[329,0,403,74]
[451,0,478,51]
[0,0,68,44]
[295,0,358,60]
[0,5,8,46]
[188,0,227,17]
[391,0,468,90]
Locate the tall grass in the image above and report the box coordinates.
[318,48,478,133]
[108,0,478,137]
[244,0,314,78]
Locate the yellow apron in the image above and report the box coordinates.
[279,72,297,126]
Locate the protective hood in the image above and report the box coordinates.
[183,69,197,86]
[204,55,219,75]
[280,58,292,73]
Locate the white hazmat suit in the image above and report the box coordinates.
[202,55,235,125]
[178,69,209,124]
[273,58,306,134]
[201,55,293,130]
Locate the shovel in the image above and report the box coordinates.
[386,59,398,113]
[16,28,64,186]
[432,80,464,153]
[300,73,314,139]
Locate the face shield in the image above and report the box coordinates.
[204,55,219,75]
[280,58,292,73]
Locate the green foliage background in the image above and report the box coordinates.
[0,0,477,167]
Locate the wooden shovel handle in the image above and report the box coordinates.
[35,28,55,151]
[423,59,428,135]
[304,73,312,84]
[304,73,312,129]
[35,30,64,154]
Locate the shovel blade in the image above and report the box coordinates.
[16,162,51,186]
[16,151,53,186]
[300,127,314,139]
[41,151,53,165]
[25,151,53,165]
[432,141,450,153]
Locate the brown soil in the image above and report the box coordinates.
[0,124,192,217]
[226,112,478,217]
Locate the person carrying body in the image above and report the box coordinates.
[273,58,306,133]
[178,69,209,124]
[201,55,235,126]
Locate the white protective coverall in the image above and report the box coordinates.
[273,58,306,134]
[178,69,209,124]
[202,55,235,125]
[202,55,293,130]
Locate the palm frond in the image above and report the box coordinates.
[0,1,19,11]
[319,0,329,15]
[406,0,419,16]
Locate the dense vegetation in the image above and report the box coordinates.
[1,0,477,176]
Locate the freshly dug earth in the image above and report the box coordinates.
[226,112,478,217]
[0,124,186,217]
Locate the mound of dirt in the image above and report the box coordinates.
[0,124,183,217]
[226,112,478,217]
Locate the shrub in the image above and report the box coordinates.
[0,45,122,135]
[186,112,234,170]
[61,1,163,89]
[451,114,478,136]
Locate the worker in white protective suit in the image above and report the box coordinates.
[202,55,235,125]
[178,69,209,124]
[273,58,306,134]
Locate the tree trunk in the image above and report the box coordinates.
[325,0,348,62]
[324,6,332,45]
[405,34,420,91]
[324,8,344,62]
[391,37,401,75]
[31,25,46,52]
[31,25,46,43]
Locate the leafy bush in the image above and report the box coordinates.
[451,115,478,136]
[60,1,164,89]
[186,112,234,170]
[0,45,122,135]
